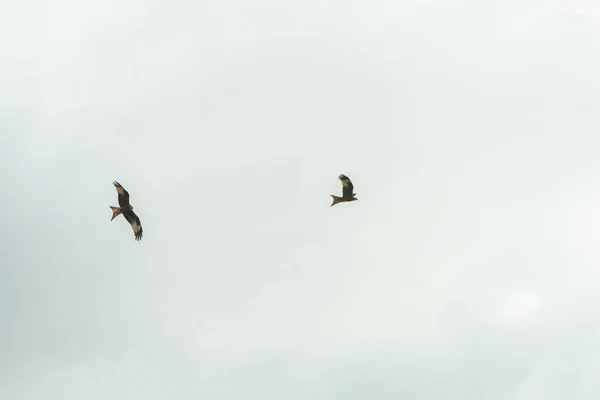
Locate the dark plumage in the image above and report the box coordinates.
[110,181,143,241]
[330,174,358,206]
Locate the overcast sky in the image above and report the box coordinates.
[2,0,600,399]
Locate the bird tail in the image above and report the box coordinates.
[330,195,344,207]
[110,206,122,221]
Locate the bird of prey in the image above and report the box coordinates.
[110,181,143,241]
[330,174,358,206]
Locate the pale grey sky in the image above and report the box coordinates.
[2,0,600,399]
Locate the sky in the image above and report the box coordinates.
[2,0,600,398]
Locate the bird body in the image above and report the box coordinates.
[110,181,143,241]
[331,174,358,206]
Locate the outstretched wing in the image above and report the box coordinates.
[122,210,143,241]
[338,174,354,198]
[113,181,131,208]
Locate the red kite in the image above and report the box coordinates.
[110,181,143,241]
[331,174,358,206]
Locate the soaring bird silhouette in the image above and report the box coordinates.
[110,181,143,241]
[330,174,358,206]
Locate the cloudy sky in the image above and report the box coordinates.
[2,0,600,398]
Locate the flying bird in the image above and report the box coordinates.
[330,174,358,206]
[110,181,143,241]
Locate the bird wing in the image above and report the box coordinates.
[338,174,354,198]
[113,181,131,208]
[122,210,143,241]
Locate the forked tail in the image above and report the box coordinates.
[110,206,122,220]
[330,195,344,207]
